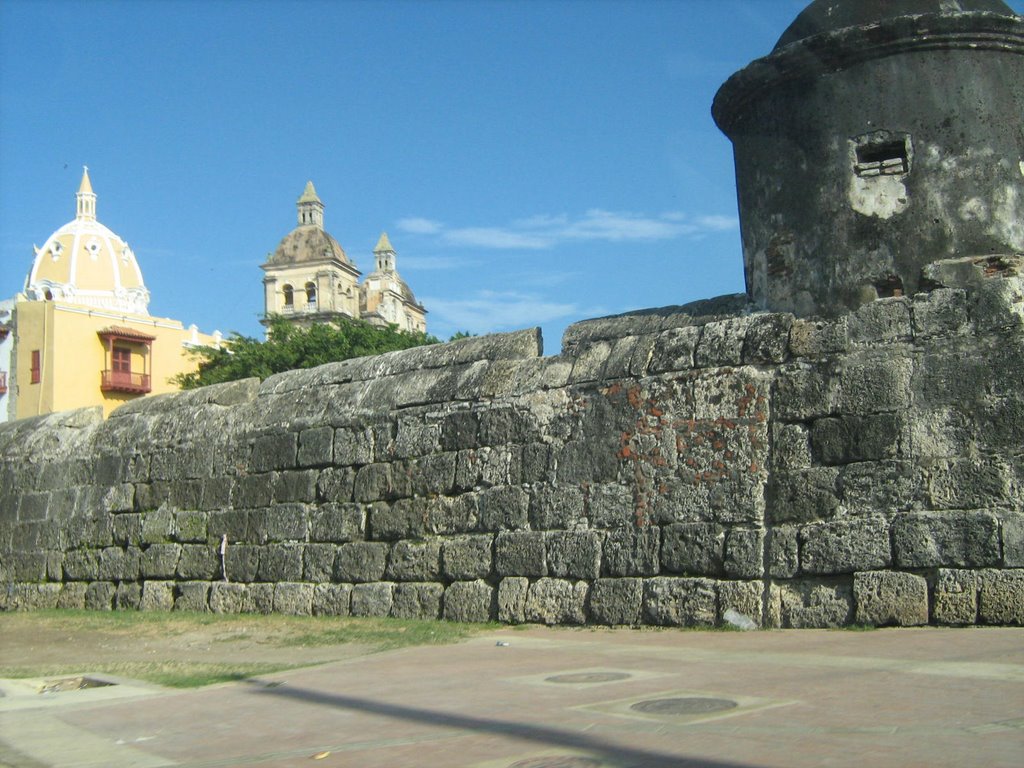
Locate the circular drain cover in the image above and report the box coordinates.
[508,758,603,768]
[630,697,738,715]
[545,672,631,684]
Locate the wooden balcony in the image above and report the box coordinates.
[101,369,151,394]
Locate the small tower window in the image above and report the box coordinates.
[305,282,317,309]
[282,284,294,308]
[853,131,911,177]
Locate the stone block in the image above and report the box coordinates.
[928,458,1012,509]
[588,578,642,625]
[892,511,1000,568]
[312,583,352,616]
[303,543,337,582]
[257,544,303,582]
[309,502,363,543]
[846,298,912,343]
[839,356,912,414]
[208,510,249,544]
[274,582,314,615]
[810,415,903,465]
[141,581,175,611]
[335,542,388,583]
[98,546,141,581]
[209,582,248,614]
[524,578,588,625]
[978,570,1024,625]
[177,544,221,580]
[350,582,394,617]
[724,528,764,579]
[587,483,634,529]
[354,464,394,503]
[174,511,208,543]
[477,486,530,531]
[555,440,619,485]
[478,407,538,446]
[424,495,479,535]
[546,531,602,580]
[441,535,493,580]
[495,531,547,577]
[63,549,100,581]
[440,410,479,451]
[743,312,792,364]
[250,432,297,472]
[298,426,334,467]
[111,513,143,546]
[568,340,611,383]
[403,453,458,496]
[838,461,922,514]
[773,423,811,471]
[57,582,88,609]
[661,523,725,576]
[853,571,928,627]
[767,468,840,525]
[772,364,835,422]
[520,444,552,483]
[5,583,61,610]
[232,474,274,509]
[800,517,891,574]
[788,317,848,359]
[443,580,494,623]
[141,543,182,579]
[497,576,529,623]
[272,471,318,504]
[767,526,799,578]
[85,581,115,611]
[642,577,717,627]
[391,582,444,620]
[370,499,426,541]
[249,504,309,543]
[933,569,979,625]
[333,426,376,467]
[1001,511,1024,567]
[17,492,50,522]
[648,326,701,374]
[912,289,969,338]
[772,579,853,628]
[387,539,442,582]
[224,544,260,582]
[245,583,276,614]
[717,580,763,628]
[174,581,211,612]
[115,582,142,611]
[695,317,749,367]
[316,467,356,504]
[528,483,585,532]
[602,527,660,576]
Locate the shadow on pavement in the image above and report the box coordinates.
[246,680,759,768]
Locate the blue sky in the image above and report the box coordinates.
[2,0,1019,351]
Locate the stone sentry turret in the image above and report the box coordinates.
[713,0,1024,317]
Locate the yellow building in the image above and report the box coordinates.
[261,182,426,334]
[9,168,221,420]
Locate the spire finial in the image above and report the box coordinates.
[76,166,96,220]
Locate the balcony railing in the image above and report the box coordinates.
[101,369,151,394]
[0,371,6,395]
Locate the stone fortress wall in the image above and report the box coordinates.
[2,256,1022,627]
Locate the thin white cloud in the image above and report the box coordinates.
[396,217,443,234]
[397,209,737,251]
[422,289,602,335]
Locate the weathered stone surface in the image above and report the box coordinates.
[173,581,210,612]
[545,531,601,580]
[800,517,891,574]
[443,580,494,622]
[350,582,394,617]
[643,577,717,627]
[335,542,388,583]
[391,582,443,620]
[767,526,799,578]
[892,511,1001,568]
[767,468,840,524]
[933,569,979,625]
[177,544,220,580]
[309,502,363,543]
[141,543,182,579]
[312,583,352,616]
[602,527,659,576]
[810,415,903,465]
[497,576,529,623]
[495,531,546,577]
[853,571,928,627]
[303,544,337,583]
[1001,512,1024,568]
[256,544,303,582]
[477,486,530,531]
[724,528,764,579]
[57,582,88,609]
[524,578,587,625]
[387,539,442,582]
[978,570,1024,625]
[588,577,642,625]
[771,579,853,628]
[141,580,175,611]
[441,535,493,580]
[662,523,725,576]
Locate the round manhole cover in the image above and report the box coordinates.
[630,697,738,715]
[545,672,631,684]
[508,758,603,768]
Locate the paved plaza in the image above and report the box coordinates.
[1,626,1022,767]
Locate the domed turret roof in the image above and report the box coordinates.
[774,0,1018,50]
[25,168,150,315]
[365,231,422,307]
[263,181,354,267]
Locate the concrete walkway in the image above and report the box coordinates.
[2,626,1022,768]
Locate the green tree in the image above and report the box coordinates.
[172,316,442,389]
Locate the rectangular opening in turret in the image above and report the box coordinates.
[855,139,909,177]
